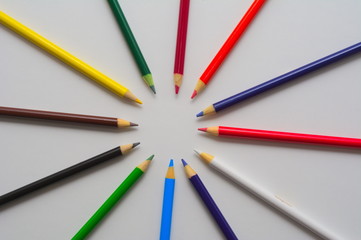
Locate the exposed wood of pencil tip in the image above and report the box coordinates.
[165,159,175,179]
[196,105,216,117]
[174,73,183,94]
[198,126,219,136]
[143,74,156,94]
[120,142,140,154]
[194,149,214,164]
[191,80,205,99]
[117,118,138,128]
[124,90,143,104]
[181,159,197,178]
[137,154,154,172]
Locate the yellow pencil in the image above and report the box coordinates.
[0,11,142,104]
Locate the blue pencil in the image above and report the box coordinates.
[159,160,175,240]
[197,42,361,117]
[181,159,238,240]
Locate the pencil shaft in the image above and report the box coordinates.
[174,0,190,75]
[199,0,266,85]
[218,126,361,148]
[189,175,238,240]
[0,11,139,102]
[72,167,144,240]
[107,0,152,80]
[0,147,122,206]
[0,106,118,127]
[160,178,175,240]
[209,158,340,239]
[212,42,361,113]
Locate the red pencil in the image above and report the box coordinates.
[174,0,190,94]
[199,126,361,148]
[191,0,266,99]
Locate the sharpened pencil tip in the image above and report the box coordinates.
[150,85,156,94]
[132,142,140,148]
[196,111,203,117]
[135,98,143,104]
[193,149,201,155]
[130,122,138,126]
[169,159,174,167]
[181,159,188,166]
[175,85,179,94]
[147,154,155,160]
[198,128,206,132]
[191,90,197,99]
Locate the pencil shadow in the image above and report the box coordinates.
[0,115,138,133]
[0,149,138,212]
[196,53,361,120]
[0,25,142,108]
[198,133,361,155]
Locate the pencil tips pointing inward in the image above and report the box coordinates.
[198,128,206,132]
[135,98,143,104]
[191,90,197,99]
[193,149,201,155]
[121,142,140,154]
[174,73,182,94]
[143,74,156,94]
[150,85,156,94]
[132,142,140,148]
[169,159,174,167]
[196,111,204,117]
[181,159,188,166]
[147,154,155,160]
[130,122,138,127]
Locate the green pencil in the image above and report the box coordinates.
[107,0,156,94]
[72,154,154,240]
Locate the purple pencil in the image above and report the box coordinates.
[181,159,238,240]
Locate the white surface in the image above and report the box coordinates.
[0,0,360,239]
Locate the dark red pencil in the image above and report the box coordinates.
[173,0,190,94]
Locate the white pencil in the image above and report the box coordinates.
[194,149,341,240]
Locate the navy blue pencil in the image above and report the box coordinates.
[197,42,361,117]
[181,159,238,240]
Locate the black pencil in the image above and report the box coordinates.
[0,143,139,206]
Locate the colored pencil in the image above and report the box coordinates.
[0,143,140,206]
[181,159,238,240]
[191,0,266,99]
[72,154,154,240]
[0,11,142,104]
[107,0,156,94]
[199,126,361,148]
[173,0,190,94]
[159,160,175,240]
[194,149,341,240]
[0,106,138,128]
[196,42,361,117]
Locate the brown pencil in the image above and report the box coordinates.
[0,106,137,128]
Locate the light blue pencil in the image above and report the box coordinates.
[159,160,175,240]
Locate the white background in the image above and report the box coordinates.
[1,0,361,239]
